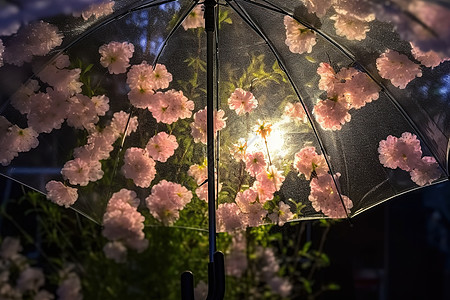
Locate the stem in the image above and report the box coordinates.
[264,138,272,166]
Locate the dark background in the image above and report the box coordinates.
[1,175,450,300]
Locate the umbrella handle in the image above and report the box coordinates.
[181,251,225,300]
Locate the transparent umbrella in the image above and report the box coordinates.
[0,0,449,298]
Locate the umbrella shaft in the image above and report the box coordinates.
[205,0,217,263]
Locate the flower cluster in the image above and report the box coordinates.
[61,111,138,187]
[3,21,63,66]
[314,62,380,130]
[284,102,307,123]
[410,42,450,69]
[102,189,148,262]
[331,1,375,41]
[121,147,156,188]
[149,90,194,124]
[74,0,115,20]
[376,50,422,89]
[256,247,292,298]
[225,233,248,278]
[294,146,352,218]
[190,107,227,144]
[145,180,193,225]
[182,5,205,30]
[0,237,81,300]
[99,41,134,74]
[378,132,441,186]
[284,16,317,54]
[0,116,39,166]
[228,88,258,115]
[146,131,179,162]
[56,265,83,300]
[301,0,333,18]
[45,181,78,208]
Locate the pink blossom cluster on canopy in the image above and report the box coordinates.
[3,21,63,66]
[376,50,422,89]
[102,189,148,263]
[182,5,205,30]
[0,116,39,167]
[314,62,380,130]
[293,146,352,218]
[99,41,134,74]
[228,88,258,115]
[145,180,192,226]
[284,16,317,54]
[73,0,115,20]
[190,107,227,144]
[378,132,441,186]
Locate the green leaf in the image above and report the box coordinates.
[83,63,94,75]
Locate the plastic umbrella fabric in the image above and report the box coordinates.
[0,0,449,290]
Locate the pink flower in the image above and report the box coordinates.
[39,66,83,97]
[146,132,178,162]
[121,147,156,188]
[27,89,69,134]
[57,269,82,300]
[245,151,267,177]
[268,202,294,226]
[0,237,22,260]
[341,71,380,109]
[77,0,115,20]
[228,88,258,115]
[188,161,208,185]
[284,16,317,54]
[284,102,307,123]
[331,13,370,41]
[150,90,194,124]
[225,250,247,278]
[252,178,276,204]
[127,61,155,91]
[110,111,139,137]
[67,94,99,130]
[151,64,173,90]
[3,21,63,66]
[293,146,329,180]
[410,42,449,68]
[217,203,246,232]
[257,165,285,191]
[313,98,351,130]
[378,132,423,171]
[99,41,134,74]
[10,79,40,114]
[61,158,104,186]
[410,156,441,186]
[308,173,353,218]
[302,0,333,17]
[182,5,205,30]
[195,182,222,202]
[145,180,192,225]
[235,188,258,213]
[103,241,127,263]
[376,50,422,89]
[230,138,247,162]
[91,95,110,116]
[190,107,226,144]
[6,125,39,153]
[17,267,45,292]
[317,62,336,91]
[45,181,78,208]
[128,88,156,109]
[102,189,147,252]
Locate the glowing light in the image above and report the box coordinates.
[246,117,290,160]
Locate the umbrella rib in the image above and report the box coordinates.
[151,0,200,67]
[241,0,448,176]
[226,0,350,218]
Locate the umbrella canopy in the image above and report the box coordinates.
[0,0,449,238]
